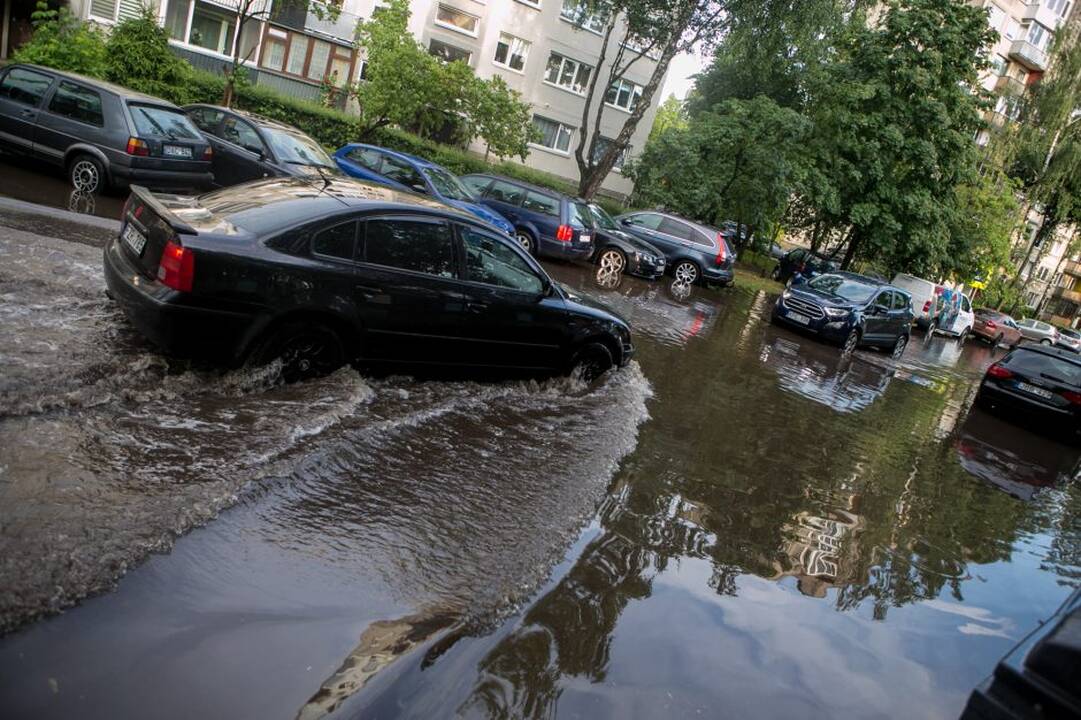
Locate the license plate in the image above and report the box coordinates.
[579,234,591,243]
[122,223,147,256]
[787,311,810,325]
[1017,382,1053,400]
[163,144,192,158]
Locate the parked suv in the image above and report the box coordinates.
[334,146,514,235]
[973,308,1022,348]
[0,64,212,194]
[771,271,914,356]
[1017,318,1060,346]
[614,211,735,286]
[184,104,339,187]
[460,174,595,260]
[103,177,633,383]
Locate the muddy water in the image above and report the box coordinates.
[1,222,1079,719]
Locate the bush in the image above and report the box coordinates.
[13,2,107,77]
[105,8,193,100]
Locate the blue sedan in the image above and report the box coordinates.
[333,143,515,235]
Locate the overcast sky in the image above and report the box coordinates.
[659,50,709,102]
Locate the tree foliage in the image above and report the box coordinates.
[104,7,194,99]
[13,2,108,77]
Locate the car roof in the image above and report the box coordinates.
[463,172,569,201]
[12,63,179,107]
[347,143,450,172]
[185,103,309,135]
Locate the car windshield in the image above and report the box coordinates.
[588,203,619,231]
[262,128,334,168]
[130,105,201,140]
[423,167,475,201]
[807,275,878,303]
[568,201,593,229]
[1059,328,1080,339]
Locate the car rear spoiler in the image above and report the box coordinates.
[129,185,198,236]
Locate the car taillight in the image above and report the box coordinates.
[157,239,194,292]
[1062,390,1081,405]
[922,300,931,313]
[986,363,1013,379]
[715,233,727,265]
[985,319,997,330]
[556,225,573,242]
[202,145,213,161]
[126,137,150,156]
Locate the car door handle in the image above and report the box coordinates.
[466,302,488,313]
[19,109,35,119]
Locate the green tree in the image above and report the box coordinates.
[13,2,107,77]
[946,167,1021,285]
[468,75,537,161]
[648,95,687,142]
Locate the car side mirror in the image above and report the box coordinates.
[244,144,264,157]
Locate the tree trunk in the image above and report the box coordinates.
[840,228,860,270]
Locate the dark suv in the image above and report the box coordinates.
[614,211,735,286]
[459,174,595,261]
[0,64,212,194]
[103,177,634,382]
[771,271,913,356]
[184,104,339,188]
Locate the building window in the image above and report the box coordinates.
[985,2,1005,32]
[494,33,529,72]
[435,4,479,36]
[560,0,609,33]
[1046,0,1072,19]
[515,0,541,7]
[989,54,1007,75]
[89,0,119,22]
[1003,18,1020,40]
[429,38,472,63]
[188,2,236,54]
[1027,22,1050,50]
[605,78,643,112]
[544,53,592,95]
[591,136,629,170]
[259,26,356,87]
[532,115,573,153]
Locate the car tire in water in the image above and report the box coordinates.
[515,230,536,256]
[570,341,613,382]
[598,248,626,274]
[842,329,859,356]
[958,328,969,343]
[673,260,699,285]
[69,154,105,195]
[892,334,908,359]
[253,320,346,384]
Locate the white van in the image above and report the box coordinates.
[890,273,974,339]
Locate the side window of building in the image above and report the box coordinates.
[47,81,104,126]
[522,191,559,217]
[461,227,543,294]
[658,218,692,240]
[381,156,427,192]
[311,221,357,261]
[487,180,526,206]
[0,68,54,106]
[363,218,456,278]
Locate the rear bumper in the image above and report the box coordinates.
[110,165,214,192]
[539,238,594,261]
[702,265,734,285]
[103,236,257,364]
[977,381,1079,431]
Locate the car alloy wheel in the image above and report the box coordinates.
[571,342,614,382]
[1041,338,1052,345]
[842,330,859,356]
[599,248,625,274]
[516,232,535,255]
[70,157,103,194]
[892,334,908,359]
[674,261,698,285]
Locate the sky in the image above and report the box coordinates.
[659,50,710,102]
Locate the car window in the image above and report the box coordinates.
[659,218,692,240]
[461,227,543,293]
[1004,349,1081,386]
[689,229,715,247]
[488,180,526,206]
[961,295,971,312]
[1006,319,1018,329]
[623,213,663,230]
[874,291,893,309]
[363,218,456,278]
[892,292,910,311]
[129,104,202,140]
[1017,319,1032,328]
[0,67,53,106]
[220,115,264,153]
[346,147,383,172]
[47,81,104,126]
[567,201,592,229]
[381,155,428,193]
[311,221,357,261]
[460,176,492,196]
[188,107,225,135]
[263,127,332,168]
[522,191,559,216]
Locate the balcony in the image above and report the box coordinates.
[1021,2,1065,31]
[1009,39,1048,72]
[1065,260,1081,277]
[994,74,1027,97]
[303,8,362,44]
[1052,285,1081,303]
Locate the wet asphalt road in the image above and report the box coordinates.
[1,171,1079,720]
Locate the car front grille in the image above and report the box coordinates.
[784,295,825,319]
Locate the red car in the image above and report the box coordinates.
[972,307,1022,348]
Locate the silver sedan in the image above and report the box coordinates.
[1016,318,1060,346]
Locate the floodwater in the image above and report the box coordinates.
[0,219,1079,720]
[0,155,126,221]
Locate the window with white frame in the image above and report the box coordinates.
[560,0,609,33]
[429,38,472,63]
[605,78,643,112]
[494,33,529,72]
[985,2,1005,32]
[166,0,260,57]
[591,136,629,170]
[989,54,1007,75]
[1027,22,1051,50]
[1003,17,1020,40]
[435,4,479,36]
[1046,0,1072,19]
[89,0,119,22]
[544,53,592,95]
[532,115,574,153]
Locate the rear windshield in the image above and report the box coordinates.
[807,275,878,303]
[568,201,592,229]
[1004,349,1081,386]
[1059,328,1080,339]
[129,104,201,140]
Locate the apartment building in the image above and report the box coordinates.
[4,0,664,197]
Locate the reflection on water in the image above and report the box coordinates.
[67,190,96,216]
[0,156,125,220]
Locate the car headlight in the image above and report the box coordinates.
[824,306,850,319]
[782,289,792,301]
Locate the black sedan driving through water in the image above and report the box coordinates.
[103,177,634,381]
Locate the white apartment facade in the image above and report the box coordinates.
[21,0,666,197]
